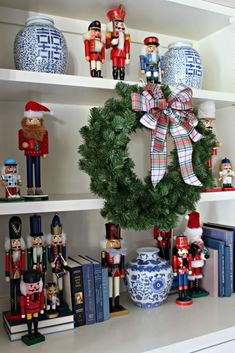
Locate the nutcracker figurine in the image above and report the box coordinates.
[5,216,25,319]
[20,270,45,345]
[101,223,127,315]
[106,5,130,80]
[45,282,60,318]
[173,235,193,306]
[83,20,105,78]
[27,215,47,285]
[18,101,52,199]
[139,36,163,84]
[0,157,22,200]
[218,158,235,189]
[47,214,67,304]
[184,212,210,297]
[153,226,172,260]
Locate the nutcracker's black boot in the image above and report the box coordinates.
[114,295,124,310]
[119,68,125,80]
[33,320,41,338]
[91,69,96,77]
[97,70,102,78]
[109,297,114,312]
[27,320,33,340]
[113,66,118,80]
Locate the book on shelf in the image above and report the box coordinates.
[203,225,233,296]
[201,248,219,297]
[101,267,110,321]
[64,257,85,326]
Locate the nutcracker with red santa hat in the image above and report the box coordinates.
[101,223,127,315]
[173,235,193,306]
[184,211,210,297]
[5,216,25,320]
[83,20,105,78]
[106,5,130,80]
[18,101,53,200]
[20,270,45,345]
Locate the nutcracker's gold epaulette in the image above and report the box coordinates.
[126,34,131,41]
[106,32,112,39]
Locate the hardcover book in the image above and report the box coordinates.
[201,248,219,297]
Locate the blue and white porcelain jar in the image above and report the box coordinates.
[14,16,68,73]
[125,247,173,308]
[162,41,203,89]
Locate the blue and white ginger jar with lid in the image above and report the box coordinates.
[162,41,203,89]
[14,15,68,73]
[125,247,173,308]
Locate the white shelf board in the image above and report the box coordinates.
[2,293,235,353]
[0,69,235,108]
[0,0,234,40]
[200,190,235,202]
[0,194,104,215]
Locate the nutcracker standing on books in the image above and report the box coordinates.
[153,226,172,260]
[101,223,127,314]
[184,211,210,297]
[106,5,130,80]
[20,270,45,345]
[27,215,47,285]
[45,282,60,318]
[173,235,193,306]
[5,216,25,319]
[47,214,67,303]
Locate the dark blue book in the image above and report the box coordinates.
[84,256,104,323]
[71,255,96,325]
[224,246,232,297]
[101,267,110,321]
[202,235,225,297]
[203,225,234,293]
[204,223,235,292]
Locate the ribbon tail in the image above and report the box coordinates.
[150,131,167,187]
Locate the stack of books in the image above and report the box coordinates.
[202,223,235,297]
[3,308,74,341]
[64,255,110,327]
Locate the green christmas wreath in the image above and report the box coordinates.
[79,82,216,231]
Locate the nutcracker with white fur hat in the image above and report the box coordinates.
[184,211,210,297]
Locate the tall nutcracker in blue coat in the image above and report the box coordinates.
[140,36,163,84]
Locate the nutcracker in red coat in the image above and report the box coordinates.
[153,226,172,260]
[5,216,25,318]
[83,20,105,78]
[20,270,45,344]
[101,223,127,313]
[106,5,130,80]
[184,211,210,297]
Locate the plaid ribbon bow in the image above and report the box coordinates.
[131,84,203,187]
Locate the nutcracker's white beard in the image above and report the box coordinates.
[33,247,43,263]
[118,31,125,50]
[12,250,20,262]
[150,52,157,62]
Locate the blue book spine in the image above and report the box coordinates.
[224,246,232,297]
[93,263,104,323]
[102,268,110,321]
[82,264,96,325]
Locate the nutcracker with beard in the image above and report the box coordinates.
[18,101,52,199]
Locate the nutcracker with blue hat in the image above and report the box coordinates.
[0,157,22,201]
[219,157,235,190]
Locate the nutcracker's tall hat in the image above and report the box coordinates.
[106,5,126,22]
[175,235,189,249]
[88,20,101,31]
[23,269,41,284]
[51,214,62,236]
[24,101,53,119]
[9,216,22,239]
[105,223,122,240]
[184,211,202,238]
[30,214,43,237]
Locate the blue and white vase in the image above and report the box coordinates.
[125,247,173,308]
[14,16,68,74]
[162,41,203,89]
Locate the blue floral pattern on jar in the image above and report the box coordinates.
[125,247,173,308]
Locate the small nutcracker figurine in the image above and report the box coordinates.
[184,212,210,297]
[0,157,22,200]
[173,235,193,306]
[47,214,67,304]
[5,216,25,319]
[45,282,60,319]
[20,270,45,345]
[101,223,127,315]
[18,101,52,199]
[27,215,47,285]
[83,20,105,78]
[218,158,235,189]
[106,5,130,80]
[139,36,163,84]
[153,226,172,260]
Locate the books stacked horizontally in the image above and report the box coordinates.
[3,307,74,341]
[202,223,235,297]
[64,255,110,327]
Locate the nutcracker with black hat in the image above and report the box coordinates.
[83,20,105,78]
[5,216,25,320]
[101,223,128,316]
[20,269,45,345]
[184,211,210,298]
[172,235,193,306]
